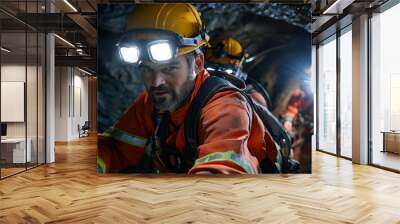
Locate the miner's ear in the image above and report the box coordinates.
[194,52,204,73]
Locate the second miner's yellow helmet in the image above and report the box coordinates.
[206,37,244,66]
[118,3,209,64]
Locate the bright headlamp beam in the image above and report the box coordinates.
[63,0,78,12]
[1,47,11,53]
[120,47,139,63]
[149,42,173,62]
[54,34,75,48]
[225,69,233,74]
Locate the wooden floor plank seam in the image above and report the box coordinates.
[0,135,400,223]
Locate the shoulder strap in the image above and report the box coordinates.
[246,97,292,150]
[242,94,295,173]
[245,77,273,110]
[183,76,238,166]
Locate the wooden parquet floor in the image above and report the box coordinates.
[1,135,400,224]
[1,167,26,178]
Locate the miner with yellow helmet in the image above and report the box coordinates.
[116,4,210,113]
[118,4,209,65]
[98,4,271,175]
[206,37,244,66]
[205,36,272,109]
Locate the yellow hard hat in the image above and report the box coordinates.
[125,3,208,57]
[206,37,244,65]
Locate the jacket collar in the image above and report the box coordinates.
[169,69,209,126]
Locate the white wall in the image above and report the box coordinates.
[72,73,89,138]
[1,64,46,164]
[54,66,89,141]
[1,65,41,138]
[1,65,26,135]
[55,66,69,141]
[1,65,26,141]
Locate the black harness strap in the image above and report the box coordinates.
[183,76,238,167]
[245,77,273,110]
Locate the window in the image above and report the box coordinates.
[0,1,47,179]
[317,36,337,154]
[339,28,352,158]
[370,2,400,171]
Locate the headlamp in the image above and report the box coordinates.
[120,46,140,63]
[118,29,208,64]
[148,41,174,62]
[206,62,247,80]
[119,40,177,64]
[225,69,233,74]
[206,63,238,74]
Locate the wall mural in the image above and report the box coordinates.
[97,3,312,174]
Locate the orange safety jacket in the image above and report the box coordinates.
[97,69,275,174]
[248,90,268,108]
